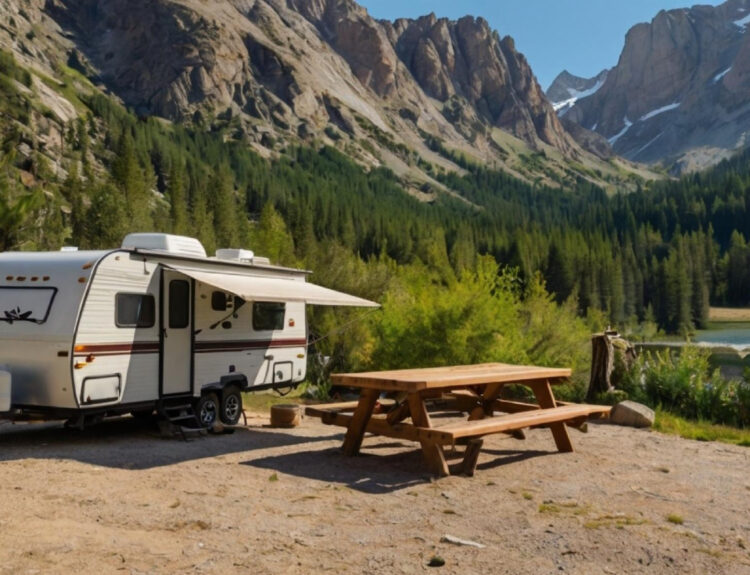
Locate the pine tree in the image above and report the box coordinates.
[211,163,239,248]
[111,132,153,230]
[85,182,129,248]
[190,178,216,255]
[167,160,189,236]
[251,203,295,265]
[60,160,87,245]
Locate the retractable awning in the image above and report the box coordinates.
[165,266,380,308]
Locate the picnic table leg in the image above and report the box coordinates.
[408,394,450,477]
[531,380,574,453]
[342,388,380,456]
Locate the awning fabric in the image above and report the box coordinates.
[165,266,380,308]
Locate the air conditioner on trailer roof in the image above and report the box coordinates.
[121,233,207,258]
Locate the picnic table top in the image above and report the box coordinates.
[331,362,572,392]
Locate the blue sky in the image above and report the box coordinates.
[359,0,724,89]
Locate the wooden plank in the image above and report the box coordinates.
[332,363,572,393]
[427,404,610,441]
[341,388,379,456]
[491,399,543,413]
[443,393,482,414]
[531,380,573,453]
[305,399,396,418]
[386,401,411,425]
[311,403,609,445]
[408,394,449,477]
[304,402,360,418]
[315,410,455,444]
[461,438,484,477]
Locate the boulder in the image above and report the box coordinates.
[610,400,655,428]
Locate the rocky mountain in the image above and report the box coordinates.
[0,0,645,193]
[559,0,750,172]
[547,69,609,116]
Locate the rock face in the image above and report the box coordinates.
[389,14,574,153]
[547,69,609,116]
[610,401,655,429]
[43,0,577,161]
[560,0,750,172]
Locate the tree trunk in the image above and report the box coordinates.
[587,332,615,402]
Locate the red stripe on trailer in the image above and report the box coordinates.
[73,338,307,356]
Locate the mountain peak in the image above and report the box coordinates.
[546,69,609,116]
[1,0,642,190]
[561,0,750,172]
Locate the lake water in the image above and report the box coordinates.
[694,323,750,350]
[640,323,750,377]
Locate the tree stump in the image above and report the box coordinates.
[587,331,617,402]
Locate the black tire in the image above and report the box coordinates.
[195,392,220,428]
[220,387,243,425]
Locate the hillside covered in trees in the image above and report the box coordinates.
[3,46,750,357]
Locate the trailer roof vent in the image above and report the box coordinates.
[121,233,207,258]
[215,248,255,263]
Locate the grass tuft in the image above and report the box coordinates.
[666,514,684,525]
[654,410,750,447]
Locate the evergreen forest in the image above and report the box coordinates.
[4,49,750,394]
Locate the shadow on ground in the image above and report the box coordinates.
[243,440,558,494]
[242,445,431,494]
[0,417,337,470]
[0,417,565,491]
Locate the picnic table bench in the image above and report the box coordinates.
[305,363,611,477]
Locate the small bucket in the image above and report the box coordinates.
[270,404,301,428]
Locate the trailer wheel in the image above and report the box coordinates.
[195,392,219,427]
[220,387,243,425]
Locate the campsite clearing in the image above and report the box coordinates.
[0,411,747,574]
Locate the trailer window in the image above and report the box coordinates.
[169,280,190,329]
[211,291,228,311]
[212,292,245,312]
[0,287,57,325]
[252,302,285,331]
[116,293,155,328]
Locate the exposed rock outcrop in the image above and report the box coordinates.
[546,69,609,116]
[389,14,575,153]
[44,0,578,160]
[0,0,650,191]
[560,0,750,172]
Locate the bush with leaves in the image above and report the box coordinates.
[621,347,750,427]
[367,259,592,399]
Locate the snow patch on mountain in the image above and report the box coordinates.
[639,102,680,122]
[734,13,750,28]
[552,74,607,117]
[552,78,605,114]
[713,67,732,82]
[608,117,633,146]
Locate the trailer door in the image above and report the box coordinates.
[161,269,193,396]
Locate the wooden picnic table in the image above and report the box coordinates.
[305,363,611,477]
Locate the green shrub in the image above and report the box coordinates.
[368,261,592,397]
[623,346,750,428]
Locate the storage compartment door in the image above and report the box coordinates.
[0,370,10,412]
[81,375,121,405]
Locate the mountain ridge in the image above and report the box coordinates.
[556,0,750,173]
[1,0,646,192]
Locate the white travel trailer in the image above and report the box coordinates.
[0,234,378,427]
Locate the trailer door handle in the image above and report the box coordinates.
[162,328,168,339]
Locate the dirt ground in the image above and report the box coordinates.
[0,410,748,575]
